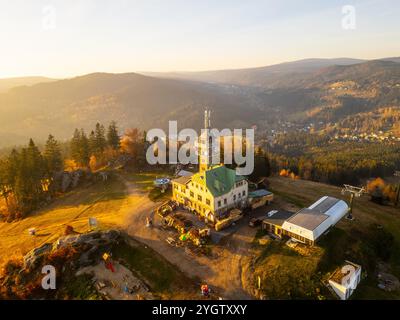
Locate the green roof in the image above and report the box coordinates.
[205,165,237,197]
[235,175,247,182]
[248,189,273,198]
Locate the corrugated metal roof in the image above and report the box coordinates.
[309,196,340,213]
[172,176,192,185]
[235,175,247,182]
[287,208,330,230]
[249,189,273,198]
[263,210,295,227]
[177,170,194,177]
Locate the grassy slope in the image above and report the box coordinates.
[0,177,128,264]
[123,170,173,201]
[261,176,400,299]
[112,238,199,299]
[0,171,199,300]
[0,170,173,264]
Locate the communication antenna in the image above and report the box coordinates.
[341,184,366,220]
[394,171,400,207]
[204,109,211,129]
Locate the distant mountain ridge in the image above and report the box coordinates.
[142,57,400,88]
[0,72,261,147]
[0,57,399,147]
[0,76,56,93]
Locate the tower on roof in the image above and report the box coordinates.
[199,109,216,172]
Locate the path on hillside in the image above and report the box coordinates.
[120,176,255,300]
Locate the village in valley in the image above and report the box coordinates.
[1,110,399,301]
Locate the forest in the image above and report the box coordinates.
[0,122,146,221]
[267,131,400,191]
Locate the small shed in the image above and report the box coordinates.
[248,189,274,209]
[328,261,362,300]
[177,170,194,177]
[262,210,295,238]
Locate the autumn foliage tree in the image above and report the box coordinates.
[367,177,397,205]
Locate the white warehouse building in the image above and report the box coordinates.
[281,196,349,245]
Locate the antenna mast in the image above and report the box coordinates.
[204,109,211,129]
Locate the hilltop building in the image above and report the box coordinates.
[263,196,349,245]
[172,110,248,223]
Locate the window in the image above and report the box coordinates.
[242,190,246,196]
[224,198,227,205]
[198,195,202,201]
[233,195,236,201]
[174,185,178,190]
[217,200,221,207]
[206,199,211,206]
[238,193,241,198]
[190,191,194,198]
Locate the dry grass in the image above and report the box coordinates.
[0,177,128,264]
[265,176,400,299]
[269,176,400,239]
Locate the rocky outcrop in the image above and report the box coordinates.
[51,169,90,193]
[23,243,53,269]
[54,230,120,250]
[23,230,122,270]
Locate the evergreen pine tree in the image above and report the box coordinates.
[26,138,44,197]
[88,130,96,156]
[94,123,106,156]
[70,128,81,164]
[44,134,63,174]
[79,129,90,167]
[107,121,120,150]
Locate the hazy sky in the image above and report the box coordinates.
[0,0,399,78]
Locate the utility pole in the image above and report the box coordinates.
[341,184,365,220]
[394,171,400,207]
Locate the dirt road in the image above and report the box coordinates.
[121,177,256,300]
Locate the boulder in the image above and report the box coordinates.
[54,230,121,250]
[53,234,80,250]
[23,243,53,269]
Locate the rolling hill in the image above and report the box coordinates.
[0,73,262,147]
[144,58,367,88]
[0,58,399,147]
[0,76,56,93]
[144,57,400,88]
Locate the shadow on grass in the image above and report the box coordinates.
[111,238,198,297]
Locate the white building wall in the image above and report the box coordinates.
[329,281,347,300]
[329,264,361,300]
[324,201,349,226]
[282,197,350,243]
[281,221,315,242]
[173,179,248,218]
[214,181,248,212]
[313,217,334,240]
